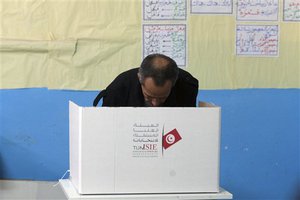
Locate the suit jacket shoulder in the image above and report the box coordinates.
[178,68,199,88]
[174,68,199,107]
[102,68,143,106]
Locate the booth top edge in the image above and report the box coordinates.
[69,101,219,108]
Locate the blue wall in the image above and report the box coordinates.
[0,88,299,199]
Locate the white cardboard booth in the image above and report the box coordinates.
[64,101,232,199]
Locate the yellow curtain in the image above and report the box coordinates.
[0,0,299,90]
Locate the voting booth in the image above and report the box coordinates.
[69,101,221,195]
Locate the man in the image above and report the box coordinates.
[93,54,198,107]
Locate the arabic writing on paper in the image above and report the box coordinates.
[237,0,279,21]
[143,24,186,66]
[283,0,300,21]
[143,0,186,20]
[236,25,279,56]
[132,123,161,157]
[190,0,233,14]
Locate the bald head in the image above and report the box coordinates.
[138,54,179,86]
[152,57,169,69]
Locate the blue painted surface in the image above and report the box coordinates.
[0,88,299,199]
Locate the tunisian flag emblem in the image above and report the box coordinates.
[163,128,182,149]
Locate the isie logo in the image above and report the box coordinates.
[162,128,182,149]
[131,123,182,157]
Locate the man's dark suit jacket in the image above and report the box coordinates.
[93,68,198,107]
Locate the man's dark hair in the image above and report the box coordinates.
[138,54,179,86]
